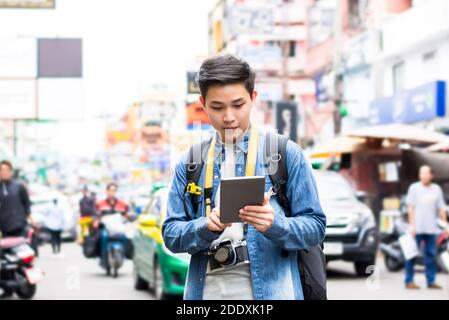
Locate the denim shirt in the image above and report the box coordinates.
[162,129,326,300]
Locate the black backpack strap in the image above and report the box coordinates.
[183,138,212,218]
[265,132,327,300]
[265,132,291,258]
[265,131,291,216]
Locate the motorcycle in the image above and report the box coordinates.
[380,208,449,272]
[99,213,128,278]
[0,230,44,299]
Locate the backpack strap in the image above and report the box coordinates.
[264,132,291,258]
[183,138,212,218]
[265,131,291,216]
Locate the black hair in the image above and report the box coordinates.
[0,160,13,171]
[196,54,256,100]
[106,182,118,191]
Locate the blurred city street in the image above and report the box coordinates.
[3,243,449,300]
[19,243,154,300]
[2,0,449,301]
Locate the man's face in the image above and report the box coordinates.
[419,166,433,185]
[107,186,118,199]
[0,164,13,181]
[200,83,256,143]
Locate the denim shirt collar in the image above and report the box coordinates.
[213,127,250,163]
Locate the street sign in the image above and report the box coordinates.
[275,101,298,142]
[229,7,274,36]
[369,81,446,125]
[187,72,200,94]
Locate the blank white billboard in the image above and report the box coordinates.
[0,37,37,78]
[0,79,36,119]
[38,78,85,120]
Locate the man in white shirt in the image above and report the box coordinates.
[405,165,448,289]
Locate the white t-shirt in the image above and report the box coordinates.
[406,182,446,234]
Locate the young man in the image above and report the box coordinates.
[405,165,448,289]
[162,55,326,300]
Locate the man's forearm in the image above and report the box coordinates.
[408,207,415,225]
[439,208,448,222]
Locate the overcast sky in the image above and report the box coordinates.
[0,0,212,157]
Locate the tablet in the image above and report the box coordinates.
[219,176,265,224]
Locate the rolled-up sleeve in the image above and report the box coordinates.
[162,154,221,255]
[263,141,326,250]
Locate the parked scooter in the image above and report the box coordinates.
[0,230,44,299]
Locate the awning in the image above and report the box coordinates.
[425,139,449,152]
[308,136,368,159]
[346,124,449,145]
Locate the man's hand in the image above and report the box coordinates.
[239,194,274,233]
[410,225,416,238]
[207,208,231,232]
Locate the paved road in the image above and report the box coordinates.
[4,243,449,300]
[327,254,449,300]
[10,242,155,300]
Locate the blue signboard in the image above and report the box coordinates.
[369,81,446,125]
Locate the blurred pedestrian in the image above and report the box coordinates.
[46,198,65,255]
[78,186,97,243]
[79,186,96,217]
[0,160,32,238]
[405,165,448,289]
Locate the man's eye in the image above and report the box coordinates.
[234,104,244,108]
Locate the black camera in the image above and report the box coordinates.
[208,240,249,271]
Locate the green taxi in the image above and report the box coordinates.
[132,186,190,299]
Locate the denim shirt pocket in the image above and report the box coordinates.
[182,190,204,219]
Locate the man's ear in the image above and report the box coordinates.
[251,91,258,101]
[199,96,206,109]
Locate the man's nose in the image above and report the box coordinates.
[223,108,236,123]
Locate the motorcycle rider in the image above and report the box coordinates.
[0,160,32,298]
[94,183,129,269]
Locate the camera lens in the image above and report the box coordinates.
[215,246,231,264]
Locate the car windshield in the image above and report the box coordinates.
[314,173,355,202]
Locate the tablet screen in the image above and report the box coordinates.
[219,176,265,224]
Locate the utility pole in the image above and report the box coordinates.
[281,1,290,101]
[332,0,344,135]
[13,119,18,157]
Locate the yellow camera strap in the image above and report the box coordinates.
[204,124,259,217]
